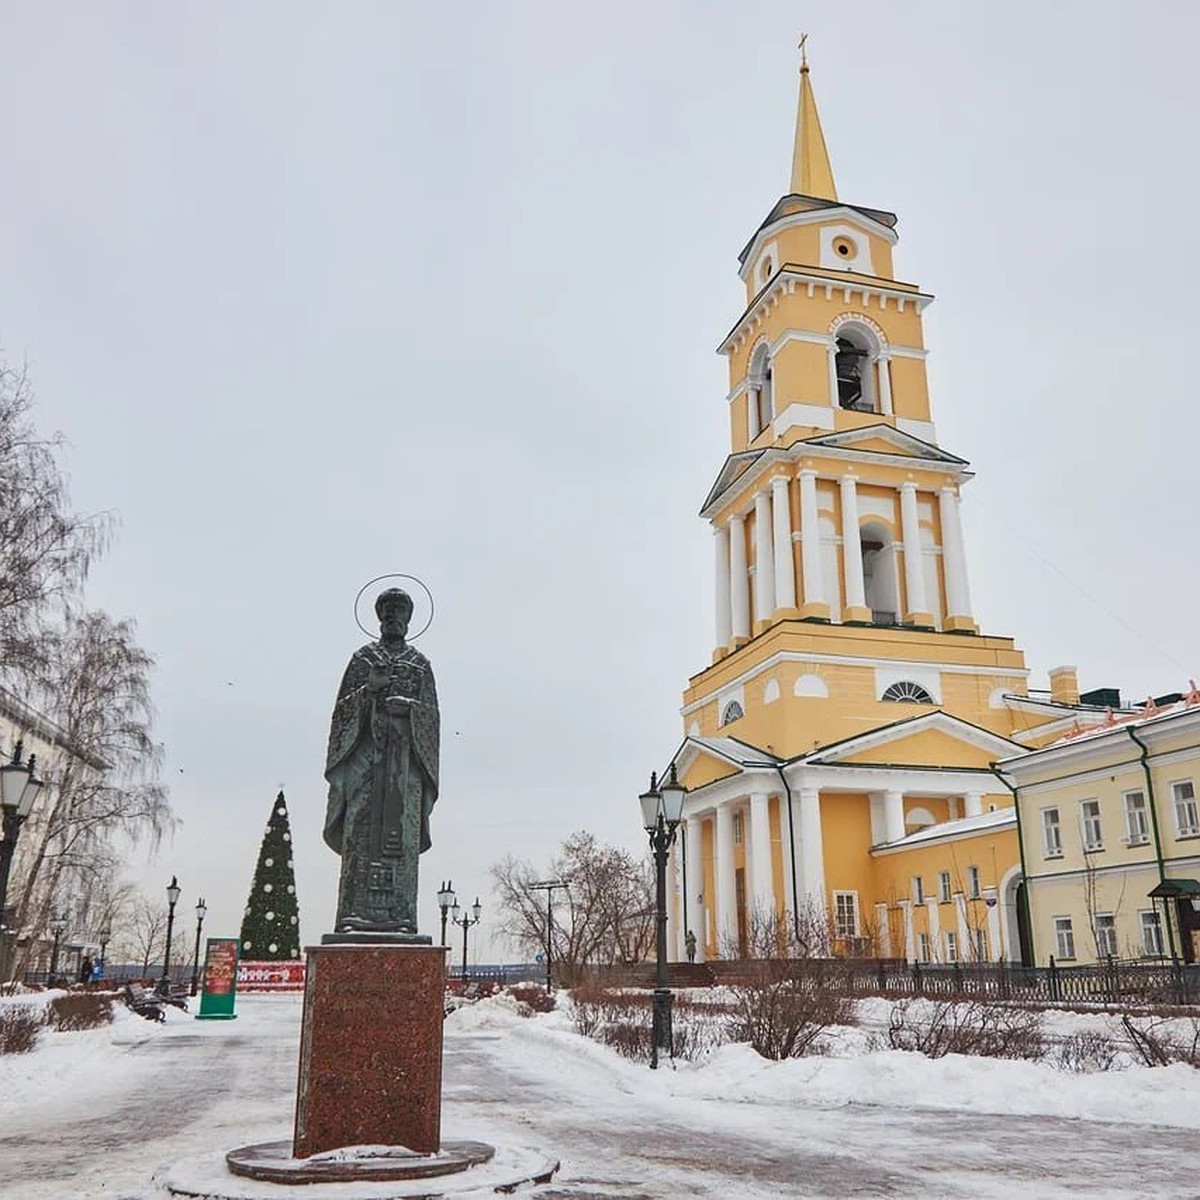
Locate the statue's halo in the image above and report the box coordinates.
[353,573,435,641]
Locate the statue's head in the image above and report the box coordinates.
[375,588,413,642]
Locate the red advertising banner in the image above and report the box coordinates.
[204,939,239,996]
[237,959,306,992]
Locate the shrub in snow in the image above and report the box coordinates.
[886,999,1044,1061]
[1121,1014,1200,1068]
[0,1005,42,1054]
[505,983,556,1015]
[568,980,722,1062]
[1051,1030,1121,1073]
[724,966,856,1061]
[46,992,114,1032]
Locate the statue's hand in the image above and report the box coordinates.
[384,696,412,717]
[367,668,391,694]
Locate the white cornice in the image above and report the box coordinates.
[738,207,900,284]
[719,270,934,358]
[681,650,1030,717]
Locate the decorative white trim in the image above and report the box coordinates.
[773,402,835,433]
[738,207,900,283]
[794,673,829,698]
[681,652,1031,717]
[763,678,781,704]
[820,224,873,274]
[829,310,888,349]
[896,417,938,443]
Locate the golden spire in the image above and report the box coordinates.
[789,36,837,200]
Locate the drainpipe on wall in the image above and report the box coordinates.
[774,764,802,940]
[990,763,1032,966]
[1126,725,1179,965]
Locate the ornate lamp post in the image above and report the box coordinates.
[47,911,68,982]
[0,741,44,979]
[450,895,481,981]
[530,879,568,993]
[437,880,456,948]
[639,762,686,1069]
[189,897,208,996]
[97,924,112,979]
[159,875,181,995]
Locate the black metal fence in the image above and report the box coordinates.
[700,956,1200,1009]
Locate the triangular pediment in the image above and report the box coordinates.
[801,712,1020,770]
[700,449,764,513]
[671,735,779,792]
[799,424,966,465]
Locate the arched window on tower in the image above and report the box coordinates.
[834,327,878,413]
[860,521,899,625]
[721,700,745,726]
[881,681,935,704]
[749,344,773,435]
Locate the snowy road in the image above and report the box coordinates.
[2,995,1200,1198]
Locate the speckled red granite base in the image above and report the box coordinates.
[292,944,448,1158]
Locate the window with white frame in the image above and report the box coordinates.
[917,931,931,963]
[974,928,987,961]
[912,876,924,904]
[1173,780,1199,837]
[944,930,958,963]
[833,891,859,940]
[1080,799,1104,851]
[1141,909,1165,957]
[938,870,952,903]
[1124,790,1149,845]
[966,865,981,899]
[732,811,744,845]
[1042,807,1062,858]
[1053,916,1076,961]
[1094,913,1118,959]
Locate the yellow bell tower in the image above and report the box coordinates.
[685,51,1033,758]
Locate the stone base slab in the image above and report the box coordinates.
[293,944,447,1158]
[162,1142,559,1199]
[227,1138,494,1185]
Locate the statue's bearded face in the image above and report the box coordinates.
[378,599,411,641]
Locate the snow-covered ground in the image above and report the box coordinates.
[3,991,1200,1198]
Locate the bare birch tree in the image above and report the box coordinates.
[8,610,172,977]
[0,355,109,684]
[491,832,654,982]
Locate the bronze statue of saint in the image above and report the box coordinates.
[323,587,439,936]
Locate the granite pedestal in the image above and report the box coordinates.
[293,942,446,1158]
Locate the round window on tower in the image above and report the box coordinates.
[833,236,856,260]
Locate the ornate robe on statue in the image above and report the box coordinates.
[324,640,440,933]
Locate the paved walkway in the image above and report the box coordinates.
[2,999,1199,1198]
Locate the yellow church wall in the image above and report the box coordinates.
[729,393,749,449]
[772,338,831,406]
[836,729,995,769]
[887,357,931,422]
[680,754,741,792]
[820,792,877,915]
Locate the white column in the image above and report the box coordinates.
[899,482,929,619]
[900,899,915,961]
[868,792,886,845]
[714,802,737,952]
[938,486,974,622]
[668,840,684,961]
[746,386,760,441]
[728,513,750,639]
[839,475,866,612]
[753,490,774,626]
[926,897,941,961]
[798,469,825,609]
[875,902,891,957]
[713,524,732,648]
[749,790,774,919]
[986,890,1002,962]
[964,790,984,819]
[877,355,894,416]
[956,893,970,960]
[884,789,905,844]
[826,343,839,407]
[770,475,796,611]
[684,816,705,963]
[798,787,825,916]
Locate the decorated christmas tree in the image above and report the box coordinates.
[240,790,301,960]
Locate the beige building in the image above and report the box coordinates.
[998,690,1200,967]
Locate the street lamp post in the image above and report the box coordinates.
[437,880,456,948]
[189,897,207,996]
[639,762,686,1069]
[47,912,67,983]
[530,879,568,993]
[159,875,181,995]
[450,895,481,981]
[97,925,112,980]
[0,742,44,980]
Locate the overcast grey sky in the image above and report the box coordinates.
[2,2,1198,961]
